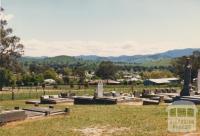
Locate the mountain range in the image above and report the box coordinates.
[76,48,200,63]
[22,48,200,65]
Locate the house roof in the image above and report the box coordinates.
[44,79,56,83]
[89,79,120,84]
[147,78,179,84]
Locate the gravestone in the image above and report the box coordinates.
[96,81,103,97]
[0,110,27,123]
[198,69,200,93]
[180,58,192,96]
[23,107,67,115]
[143,99,159,105]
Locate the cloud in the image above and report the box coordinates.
[4,14,14,21]
[0,13,14,21]
[21,39,200,57]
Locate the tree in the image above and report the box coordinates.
[21,73,32,86]
[0,68,12,91]
[29,63,42,74]
[32,73,44,85]
[43,69,58,80]
[21,73,44,86]
[141,70,174,79]
[73,67,86,84]
[62,67,72,76]
[172,51,200,81]
[96,61,118,79]
[0,7,24,71]
[63,76,70,84]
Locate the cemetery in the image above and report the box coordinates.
[73,58,196,106]
[0,57,199,135]
[1,0,200,135]
[14,58,199,108]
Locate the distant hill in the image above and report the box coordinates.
[76,48,200,63]
[20,55,81,65]
[21,48,199,67]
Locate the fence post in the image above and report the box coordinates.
[36,86,38,98]
[42,83,46,95]
[11,91,15,100]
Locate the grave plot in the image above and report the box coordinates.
[142,99,159,105]
[0,110,27,125]
[25,100,41,105]
[141,59,200,105]
[24,110,45,118]
[25,94,74,105]
[74,82,138,105]
[139,88,179,105]
[23,107,69,116]
[0,107,69,125]
[40,95,74,104]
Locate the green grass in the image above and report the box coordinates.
[0,100,166,136]
[0,85,183,136]
[1,100,200,136]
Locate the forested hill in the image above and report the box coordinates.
[20,55,83,65]
[20,48,200,66]
[77,48,200,63]
[19,55,99,70]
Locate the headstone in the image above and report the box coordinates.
[0,110,27,123]
[180,58,192,96]
[198,69,200,93]
[143,99,159,105]
[96,81,103,97]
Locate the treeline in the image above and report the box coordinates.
[1,7,200,91]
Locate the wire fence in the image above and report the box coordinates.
[0,85,180,101]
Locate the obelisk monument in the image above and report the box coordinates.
[180,58,192,96]
[198,69,200,93]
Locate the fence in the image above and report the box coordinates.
[0,84,180,101]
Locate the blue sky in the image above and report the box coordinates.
[1,0,200,56]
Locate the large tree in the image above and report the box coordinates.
[0,7,24,71]
[172,51,200,81]
[96,61,118,79]
[0,68,12,91]
[43,69,58,80]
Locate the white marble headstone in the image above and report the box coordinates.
[96,82,103,97]
[198,69,200,93]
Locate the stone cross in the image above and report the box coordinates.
[180,58,192,96]
[96,81,103,97]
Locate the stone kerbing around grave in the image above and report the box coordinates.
[0,106,70,125]
[0,110,27,125]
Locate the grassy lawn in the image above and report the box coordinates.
[0,100,199,136]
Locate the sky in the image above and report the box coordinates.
[1,0,200,57]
